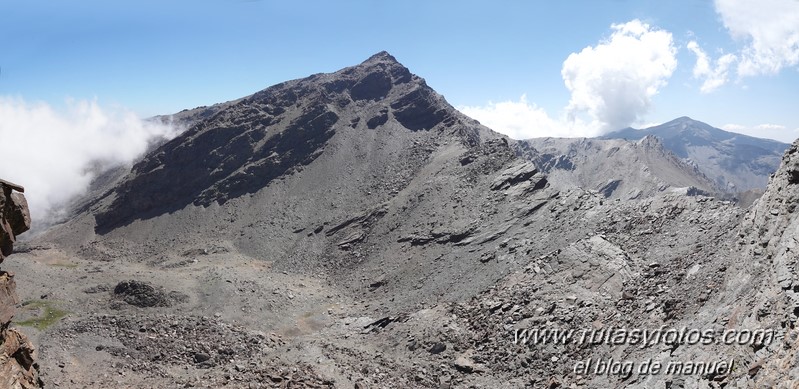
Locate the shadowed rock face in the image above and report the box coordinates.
[0,179,41,389]
[0,180,31,261]
[94,51,463,232]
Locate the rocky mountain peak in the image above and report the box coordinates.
[670,115,698,125]
[337,50,417,100]
[361,50,401,65]
[89,52,490,232]
[636,133,663,147]
[658,116,717,137]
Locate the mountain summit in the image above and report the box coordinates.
[89,51,496,232]
[601,117,789,191]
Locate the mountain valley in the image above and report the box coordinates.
[2,52,798,389]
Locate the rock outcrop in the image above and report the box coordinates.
[0,179,41,388]
[734,140,799,386]
[0,179,30,263]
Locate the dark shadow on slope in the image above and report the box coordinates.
[92,50,476,235]
[94,105,338,234]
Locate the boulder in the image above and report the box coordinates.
[490,161,540,191]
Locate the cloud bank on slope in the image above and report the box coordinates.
[460,20,677,139]
[0,97,179,225]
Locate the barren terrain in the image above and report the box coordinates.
[4,52,799,388]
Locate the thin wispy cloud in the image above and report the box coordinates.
[722,123,796,142]
[688,0,799,91]
[686,41,736,93]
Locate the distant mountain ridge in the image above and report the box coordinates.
[517,134,721,200]
[600,117,789,191]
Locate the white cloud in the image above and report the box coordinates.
[0,97,179,225]
[458,95,597,139]
[561,19,678,132]
[686,41,737,93]
[722,122,795,142]
[689,41,712,75]
[756,123,787,131]
[721,123,747,132]
[461,20,678,139]
[715,0,799,76]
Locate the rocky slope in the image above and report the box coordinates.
[12,52,799,388]
[25,51,584,387]
[601,117,789,192]
[517,135,721,200]
[0,179,41,388]
[434,136,799,388]
[85,51,496,233]
[732,140,799,387]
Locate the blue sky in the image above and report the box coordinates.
[1,0,798,141]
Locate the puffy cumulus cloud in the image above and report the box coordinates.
[561,20,678,133]
[461,20,677,139]
[722,122,796,143]
[0,97,179,225]
[686,41,737,93]
[458,95,598,139]
[715,0,799,76]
